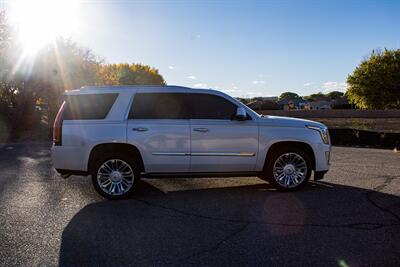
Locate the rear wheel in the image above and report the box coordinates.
[91,153,139,200]
[264,147,312,191]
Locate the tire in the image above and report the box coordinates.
[264,146,312,191]
[91,152,139,200]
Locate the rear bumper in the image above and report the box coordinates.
[51,144,88,172]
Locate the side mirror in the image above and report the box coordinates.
[234,107,247,121]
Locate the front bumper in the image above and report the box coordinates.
[314,170,328,180]
[312,143,331,172]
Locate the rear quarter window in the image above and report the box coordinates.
[63,93,118,120]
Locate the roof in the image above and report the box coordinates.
[65,85,224,96]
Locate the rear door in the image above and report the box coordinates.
[188,93,259,173]
[127,92,190,173]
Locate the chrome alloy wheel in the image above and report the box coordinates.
[97,159,134,196]
[273,153,307,188]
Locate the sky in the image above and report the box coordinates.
[3,0,400,97]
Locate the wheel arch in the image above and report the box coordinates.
[263,141,316,171]
[87,143,145,174]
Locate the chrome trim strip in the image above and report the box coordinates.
[191,152,255,157]
[152,152,189,156]
[152,152,255,157]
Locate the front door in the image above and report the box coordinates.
[187,93,259,172]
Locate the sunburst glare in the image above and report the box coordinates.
[9,0,79,56]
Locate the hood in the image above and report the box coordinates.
[258,115,326,128]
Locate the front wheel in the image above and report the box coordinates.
[264,147,312,191]
[91,153,139,200]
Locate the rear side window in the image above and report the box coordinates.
[129,93,189,119]
[63,93,118,120]
[187,93,237,120]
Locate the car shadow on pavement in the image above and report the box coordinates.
[58,179,400,266]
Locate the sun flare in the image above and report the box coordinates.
[9,0,79,55]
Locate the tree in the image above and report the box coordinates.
[347,49,400,109]
[96,63,165,86]
[278,92,299,100]
[33,38,100,131]
[2,36,100,138]
[304,92,325,101]
[0,11,22,141]
[327,91,344,100]
[0,10,167,141]
[303,91,344,102]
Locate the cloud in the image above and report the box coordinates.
[193,83,208,88]
[252,80,266,84]
[191,34,201,40]
[168,66,175,70]
[322,82,347,92]
[303,82,313,86]
[187,75,197,80]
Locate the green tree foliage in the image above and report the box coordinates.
[304,92,336,101]
[278,92,299,100]
[327,91,344,100]
[347,49,400,109]
[304,92,325,101]
[96,63,165,86]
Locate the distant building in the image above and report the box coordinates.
[277,98,308,110]
[308,100,332,110]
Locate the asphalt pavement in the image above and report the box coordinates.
[0,143,399,266]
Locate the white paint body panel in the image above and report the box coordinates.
[51,120,127,171]
[189,119,258,172]
[51,85,331,175]
[127,119,190,173]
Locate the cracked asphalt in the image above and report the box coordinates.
[0,143,399,266]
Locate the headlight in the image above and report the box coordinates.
[306,125,330,144]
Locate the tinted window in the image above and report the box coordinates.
[187,93,237,120]
[129,93,189,119]
[63,93,118,120]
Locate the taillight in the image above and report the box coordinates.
[53,101,66,146]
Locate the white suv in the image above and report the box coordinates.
[51,86,331,199]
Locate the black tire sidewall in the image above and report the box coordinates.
[265,147,312,191]
[91,152,139,200]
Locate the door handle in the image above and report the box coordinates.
[132,127,148,132]
[193,128,209,132]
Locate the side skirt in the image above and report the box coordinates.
[142,172,261,179]
[55,169,89,176]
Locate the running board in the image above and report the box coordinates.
[142,172,261,179]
